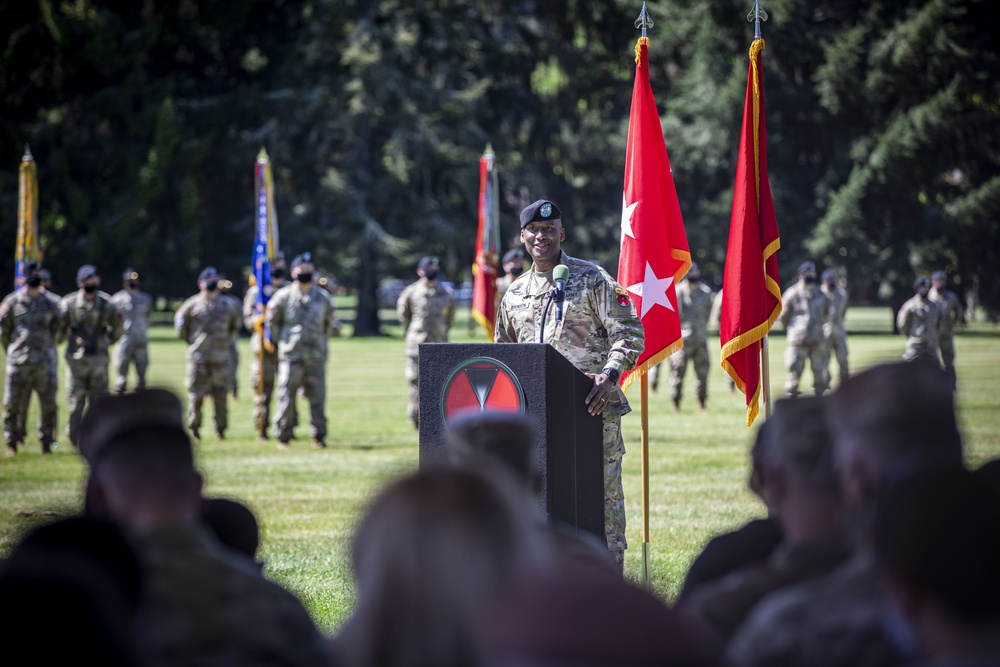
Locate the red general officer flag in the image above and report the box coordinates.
[472,144,500,338]
[720,38,782,427]
[618,37,691,393]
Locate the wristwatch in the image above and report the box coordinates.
[602,367,621,382]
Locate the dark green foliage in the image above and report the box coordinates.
[1,0,998,322]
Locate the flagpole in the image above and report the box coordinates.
[748,0,770,419]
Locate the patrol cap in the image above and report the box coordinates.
[502,249,525,265]
[519,199,562,228]
[291,252,312,269]
[76,264,99,283]
[198,266,219,282]
[798,261,816,275]
[418,256,439,271]
[931,270,947,282]
[122,267,139,281]
[77,388,189,467]
[913,276,931,290]
[822,268,837,282]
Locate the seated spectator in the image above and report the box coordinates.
[677,418,782,602]
[332,465,553,667]
[446,409,614,571]
[79,389,328,667]
[726,358,964,667]
[873,466,1000,664]
[678,396,851,647]
[201,496,264,572]
[0,516,143,666]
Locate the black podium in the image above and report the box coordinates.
[418,342,604,540]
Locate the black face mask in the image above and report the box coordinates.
[83,284,98,294]
[205,281,219,292]
[296,272,313,283]
[423,270,439,281]
[688,276,701,283]
[271,268,285,280]
[25,276,41,288]
[128,281,138,290]
[918,289,929,298]
[803,275,817,285]
[509,266,524,276]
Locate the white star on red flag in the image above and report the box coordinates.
[626,262,675,318]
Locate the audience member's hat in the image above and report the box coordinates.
[931,270,947,282]
[418,256,439,271]
[76,265,98,283]
[519,199,562,228]
[122,268,139,281]
[78,389,187,466]
[913,276,930,290]
[798,261,816,275]
[822,268,837,282]
[198,266,218,282]
[502,249,525,265]
[760,397,832,465]
[291,252,312,268]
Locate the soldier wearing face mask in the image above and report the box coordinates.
[0,264,62,455]
[243,254,287,440]
[897,277,942,364]
[174,267,241,441]
[779,262,831,397]
[496,248,526,304]
[59,264,123,447]
[111,268,153,395]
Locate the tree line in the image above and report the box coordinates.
[1,0,997,333]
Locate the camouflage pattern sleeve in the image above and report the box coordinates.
[0,294,12,349]
[57,294,72,345]
[895,301,910,335]
[175,298,191,343]
[265,288,285,334]
[397,285,412,330]
[494,290,516,343]
[594,266,644,375]
[444,289,456,331]
[242,285,259,331]
[106,296,124,344]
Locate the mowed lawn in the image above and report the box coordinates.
[2,305,998,633]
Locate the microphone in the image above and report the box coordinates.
[553,264,569,322]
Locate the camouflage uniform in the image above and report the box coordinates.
[111,287,153,393]
[59,290,123,446]
[821,284,849,384]
[929,285,962,378]
[267,283,339,444]
[496,273,515,305]
[397,279,455,427]
[495,251,644,563]
[726,552,902,667]
[679,539,852,646]
[175,293,240,437]
[0,289,62,452]
[243,283,283,437]
[780,282,830,396]
[137,524,328,667]
[667,278,714,408]
[896,295,941,363]
[221,291,242,399]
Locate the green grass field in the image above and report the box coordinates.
[2,305,998,633]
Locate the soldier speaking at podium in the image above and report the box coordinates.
[495,199,645,567]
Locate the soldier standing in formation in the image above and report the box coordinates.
[110,268,153,394]
[59,265,123,447]
[929,270,963,385]
[666,262,714,412]
[1,265,62,455]
[397,255,455,430]
[218,276,242,400]
[243,254,288,441]
[897,276,941,364]
[779,262,830,397]
[268,253,340,450]
[495,248,526,304]
[820,269,849,385]
[174,267,240,441]
[495,199,644,567]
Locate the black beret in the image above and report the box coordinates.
[822,268,837,282]
[502,249,525,265]
[519,199,562,228]
[798,261,816,275]
[76,264,99,283]
[418,256,439,271]
[291,252,312,268]
[931,270,947,282]
[122,267,139,281]
[914,276,931,290]
[24,260,41,273]
[198,266,218,282]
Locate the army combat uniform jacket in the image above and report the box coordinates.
[175,294,240,364]
[266,284,339,364]
[495,251,644,416]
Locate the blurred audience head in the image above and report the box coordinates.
[446,410,538,493]
[201,497,263,571]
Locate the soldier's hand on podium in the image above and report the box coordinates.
[585,372,613,416]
